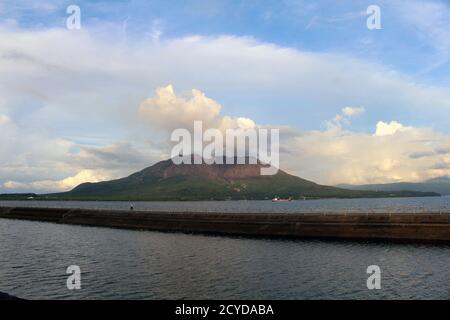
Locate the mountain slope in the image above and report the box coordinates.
[338,177,450,196]
[44,158,440,201]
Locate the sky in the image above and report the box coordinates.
[1,0,450,192]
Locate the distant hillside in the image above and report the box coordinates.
[338,176,450,196]
[0,193,38,200]
[36,157,440,201]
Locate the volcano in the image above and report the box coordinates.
[44,156,439,201]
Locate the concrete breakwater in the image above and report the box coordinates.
[1,206,450,242]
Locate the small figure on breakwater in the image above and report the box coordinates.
[130,203,134,211]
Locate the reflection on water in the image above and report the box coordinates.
[0,218,449,300]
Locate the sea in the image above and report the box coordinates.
[0,197,449,299]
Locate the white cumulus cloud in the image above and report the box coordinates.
[342,106,365,117]
[375,121,412,136]
[3,170,110,193]
[139,85,256,132]
[1,23,450,191]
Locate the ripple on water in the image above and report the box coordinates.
[0,214,449,299]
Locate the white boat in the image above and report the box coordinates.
[271,196,292,202]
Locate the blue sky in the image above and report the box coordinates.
[1,0,450,191]
[3,0,449,131]
[5,0,449,78]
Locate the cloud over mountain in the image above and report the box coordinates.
[1,21,450,192]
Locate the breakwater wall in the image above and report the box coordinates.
[1,206,450,242]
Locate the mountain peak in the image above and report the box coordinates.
[47,156,439,201]
[135,155,278,180]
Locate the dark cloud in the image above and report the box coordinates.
[435,147,450,155]
[409,151,435,159]
[68,142,156,171]
[431,162,450,170]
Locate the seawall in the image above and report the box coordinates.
[1,206,450,242]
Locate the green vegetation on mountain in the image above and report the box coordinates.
[36,158,439,201]
[0,158,440,201]
[0,193,38,200]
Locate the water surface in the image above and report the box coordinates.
[0,219,449,299]
[1,198,449,299]
[1,196,450,213]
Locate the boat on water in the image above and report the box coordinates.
[272,196,292,202]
